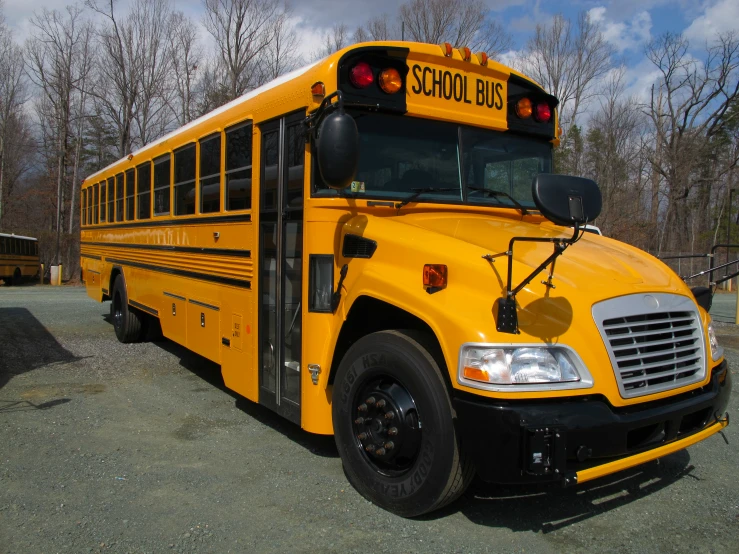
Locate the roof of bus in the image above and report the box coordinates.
[82,41,545,187]
[0,233,38,241]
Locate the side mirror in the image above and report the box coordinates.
[316,110,359,190]
[532,174,602,227]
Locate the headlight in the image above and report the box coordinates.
[459,344,593,391]
[707,319,723,362]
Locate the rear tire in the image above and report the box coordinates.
[13,268,22,286]
[111,274,143,343]
[332,330,472,517]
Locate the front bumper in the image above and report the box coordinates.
[453,361,731,485]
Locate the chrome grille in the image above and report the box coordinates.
[593,294,706,398]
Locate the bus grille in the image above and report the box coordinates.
[593,294,706,398]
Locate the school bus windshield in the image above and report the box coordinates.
[314,112,552,208]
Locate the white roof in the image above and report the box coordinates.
[84,62,318,184]
[0,233,37,241]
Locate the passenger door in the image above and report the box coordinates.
[258,112,304,424]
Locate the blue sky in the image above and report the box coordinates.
[5,0,738,103]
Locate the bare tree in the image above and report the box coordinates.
[399,0,511,55]
[516,11,613,130]
[259,6,300,82]
[354,14,398,43]
[202,0,285,101]
[26,4,90,264]
[169,11,202,126]
[131,0,174,146]
[312,23,351,61]
[86,0,140,157]
[644,31,739,253]
[0,19,29,229]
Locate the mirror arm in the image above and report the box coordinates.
[497,224,580,334]
[304,91,345,141]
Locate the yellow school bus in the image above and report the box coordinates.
[1,233,39,285]
[80,41,731,517]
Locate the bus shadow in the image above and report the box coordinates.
[151,337,339,459]
[0,307,80,391]
[435,449,693,531]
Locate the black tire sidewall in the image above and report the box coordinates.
[112,275,128,342]
[333,331,458,517]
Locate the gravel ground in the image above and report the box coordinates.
[1,286,737,554]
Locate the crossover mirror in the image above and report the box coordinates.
[532,174,602,227]
[316,110,359,190]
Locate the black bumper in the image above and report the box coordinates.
[453,361,731,484]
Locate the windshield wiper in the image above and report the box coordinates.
[395,187,459,209]
[466,186,529,215]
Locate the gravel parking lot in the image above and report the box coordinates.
[1,286,738,553]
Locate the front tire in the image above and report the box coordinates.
[111,274,143,343]
[332,330,471,517]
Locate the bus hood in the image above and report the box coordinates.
[395,213,685,296]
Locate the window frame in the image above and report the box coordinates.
[173,143,197,216]
[198,132,222,214]
[225,120,253,212]
[153,153,172,217]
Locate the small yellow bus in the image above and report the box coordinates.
[80,41,730,516]
[1,233,39,285]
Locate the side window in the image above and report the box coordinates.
[174,144,196,216]
[81,189,87,226]
[261,129,279,211]
[115,173,124,221]
[154,154,171,216]
[225,122,252,211]
[125,169,135,221]
[137,162,151,219]
[100,181,107,222]
[0,237,4,254]
[87,189,92,225]
[93,183,99,224]
[199,134,221,214]
[286,123,304,207]
[107,177,115,222]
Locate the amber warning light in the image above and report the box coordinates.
[423,264,448,289]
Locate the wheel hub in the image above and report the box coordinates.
[352,379,421,474]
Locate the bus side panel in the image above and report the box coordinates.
[221,288,257,402]
[82,259,102,300]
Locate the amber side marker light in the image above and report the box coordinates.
[379,68,402,94]
[311,81,325,97]
[423,264,448,289]
[477,52,488,66]
[463,366,489,382]
[515,97,533,118]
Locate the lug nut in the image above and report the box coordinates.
[357,433,367,440]
[358,404,367,412]
[384,411,394,420]
[384,441,394,450]
[376,399,386,408]
[354,417,364,425]
[388,427,398,436]
[366,396,376,405]
[365,444,376,452]
[375,448,386,456]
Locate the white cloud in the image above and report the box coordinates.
[588,6,652,53]
[683,0,739,43]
